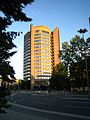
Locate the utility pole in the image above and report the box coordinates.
[78,29,89,98]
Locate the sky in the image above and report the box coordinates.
[6,0,90,79]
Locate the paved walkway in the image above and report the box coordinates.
[0,109,49,120]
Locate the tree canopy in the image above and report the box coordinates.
[0,0,33,112]
[0,0,33,30]
[61,35,90,91]
[62,35,90,65]
[0,0,33,82]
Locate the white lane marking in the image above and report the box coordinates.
[9,102,90,119]
[64,105,90,109]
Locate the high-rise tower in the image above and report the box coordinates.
[23,25,60,90]
[23,32,31,81]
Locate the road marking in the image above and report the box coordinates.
[9,102,90,119]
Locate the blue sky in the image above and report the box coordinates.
[7,0,90,79]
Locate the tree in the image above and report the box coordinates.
[49,63,69,90]
[0,0,33,112]
[70,61,86,91]
[61,35,90,91]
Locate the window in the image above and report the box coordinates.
[34,50,41,52]
[34,34,41,36]
[34,40,41,42]
[42,30,49,34]
[35,30,39,33]
[34,43,41,45]
[34,56,41,58]
[34,45,41,48]
[34,60,41,62]
[34,37,41,39]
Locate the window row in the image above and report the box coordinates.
[34,60,51,62]
[34,70,51,73]
[34,34,41,36]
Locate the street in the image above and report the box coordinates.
[3,91,90,120]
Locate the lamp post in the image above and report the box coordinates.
[78,28,89,98]
[77,29,88,37]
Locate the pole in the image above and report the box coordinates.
[78,29,89,98]
[84,33,89,98]
[85,55,89,98]
[83,32,89,98]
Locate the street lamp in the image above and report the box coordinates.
[77,28,89,98]
[77,29,88,38]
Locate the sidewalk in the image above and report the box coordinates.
[10,90,90,100]
[0,109,49,120]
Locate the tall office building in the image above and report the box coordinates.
[23,32,31,81]
[23,25,60,89]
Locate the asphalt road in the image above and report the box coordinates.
[8,92,90,120]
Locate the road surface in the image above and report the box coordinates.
[5,91,90,120]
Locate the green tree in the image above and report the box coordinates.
[61,35,90,91]
[49,63,69,90]
[0,0,33,112]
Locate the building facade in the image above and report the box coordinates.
[23,25,60,90]
[23,32,31,81]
